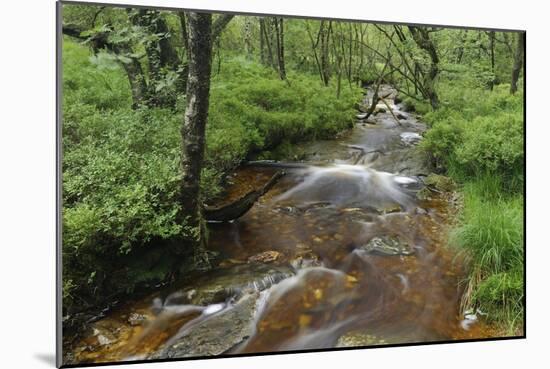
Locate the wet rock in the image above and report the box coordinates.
[337,332,389,347]
[414,207,428,215]
[400,132,423,146]
[152,292,259,359]
[92,327,116,346]
[218,258,247,268]
[248,251,281,264]
[127,312,147,326]
[423,173,455,192]
[164,264,294,307]
[359,235,415,256]
[290,253,322,269]
[372,147,432,177]
[379,204,402,214]
[416,187,432,201]
[396,112,408,120]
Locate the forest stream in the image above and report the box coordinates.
[66,85,498,364]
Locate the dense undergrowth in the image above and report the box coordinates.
[419,76,524,334]
[61,39,361,317]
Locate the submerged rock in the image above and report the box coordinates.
[416,187,432,201]
[152,292,260,359]
[163,264,294,307]
[371,147,432,177]
[127,312,147,326]
[247,251,281,264]
[400,132,423,146]
[336,332,389,347]
[359,235,415,256]
[423,173,455,192]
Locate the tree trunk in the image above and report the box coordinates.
[510,32,525,94]
[305,21,324,85]
[243,18,253,59]
[456,30,467,63]
[179,12,213,270]
[320,21,332,86]
[408,26,440,109]
[259,18,266,64]
[63,23,149,109]
[121,59,148,109]
[260,18,275,67]
[128,9,183,108]
[347,24,354,87]
[273,18,286,80]
[488,31,496,90]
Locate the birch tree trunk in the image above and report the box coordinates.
[179,12,213,270]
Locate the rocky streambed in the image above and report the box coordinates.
[64,85,497,365]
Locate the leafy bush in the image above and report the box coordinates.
[62,37,132,110]
[422,83,524,192]
[421,112,464,171]
[62,41,361,315]
[422,77,524,332]
[455,113,523,179]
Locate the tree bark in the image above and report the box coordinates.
[408,26,440,109]
[260,18,275,67]
[128,9,182,108]
[211,14,234,43]
[259,18,266,64]
[179,12,213,270]
[62,23,148,108]
[488,31,496,90]
[510,32,525,94]
[320,21,332,86]
[305,21,324,85]
[273,18,287,80]
[204,171,285,222]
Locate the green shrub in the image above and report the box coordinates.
[62,41,361,314]
[421,82,524,192]
[62,37,132,110]
[455,112,523,182]
[421,113,464,171]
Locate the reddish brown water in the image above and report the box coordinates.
[66,86,500,365]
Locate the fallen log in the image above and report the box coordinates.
[244,160,310,169]
[204,171,286,222]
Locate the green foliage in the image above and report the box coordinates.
[453,181,524,274]
[422,83,524,192]
[420,71,524,333]
[451,180,524,333]
[455,113,523,180]
[62,41,360,314]
[63,37,132,110]
[61,6,525,335]
[205,58,360,173]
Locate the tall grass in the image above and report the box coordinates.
[420,76,525,333]
[451,177,524,334]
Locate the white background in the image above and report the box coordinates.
[0,0,546,368]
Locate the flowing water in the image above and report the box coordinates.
[66,85,498,364]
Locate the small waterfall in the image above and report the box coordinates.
[275,164,418,210]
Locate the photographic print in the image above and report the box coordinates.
[57,1,525,366]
